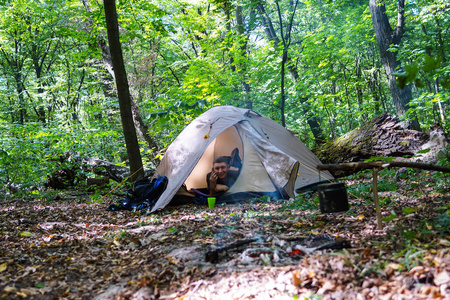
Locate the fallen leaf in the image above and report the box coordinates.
[16,291,27,298]
[292,270,301,287]
[434,271,450,286]
[4,286,16,293]
[385,263,400,276]
[318,280,335,294]
[0,262,6,272]
[439,239,450,246]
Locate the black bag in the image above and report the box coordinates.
[107,175,168,212]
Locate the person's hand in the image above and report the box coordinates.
[209,172,218,196]
[209,172,218,183]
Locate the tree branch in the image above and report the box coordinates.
[393,0,406,44]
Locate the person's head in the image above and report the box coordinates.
[212,156,230,179]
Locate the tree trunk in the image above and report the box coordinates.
[103,0,144,182]
[369,0,420,131]
[31,55,46,123]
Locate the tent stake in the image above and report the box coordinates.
[373,168,382,230]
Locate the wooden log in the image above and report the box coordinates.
[314,114,449,178]
[86,176,110,188]
[81,157,131,182]
[314,114,431,165]
[45,152,156,189]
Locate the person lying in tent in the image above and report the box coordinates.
[207,156,239,196]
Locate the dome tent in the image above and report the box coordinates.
[151,106,333,212]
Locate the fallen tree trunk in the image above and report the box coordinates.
[315,114,449,165]
[80,157,131,182]
[46,152,156,189]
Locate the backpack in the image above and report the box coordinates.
[106,175,168,212]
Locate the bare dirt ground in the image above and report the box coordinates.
[1,174,449,299]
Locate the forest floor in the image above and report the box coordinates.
[1,171,449,300]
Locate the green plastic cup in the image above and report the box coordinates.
[207,197,216,209]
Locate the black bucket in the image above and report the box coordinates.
[318,182,349,213]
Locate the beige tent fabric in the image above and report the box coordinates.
[244,110,333,190]
[151,106,333,212]
[237,121,297,192]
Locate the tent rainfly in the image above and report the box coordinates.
[151,106,333,212]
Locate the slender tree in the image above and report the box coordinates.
[274,0,298,127]
[103,0,144,181]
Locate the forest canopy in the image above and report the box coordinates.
[0,0,449,189]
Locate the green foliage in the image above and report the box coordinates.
[382,212,397,222]
[0,0,448,191]
[250,194,272,204]
[281,191,319,211]
[365,156,394,162]
[434,210,450,236]
[118,230,129,239]
[397,0,450,129]
[0,121,126,188]
[347,181,372,202]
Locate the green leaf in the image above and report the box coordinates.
[441,76,450,89]
[395,73,408,89]
[414,78,425,88]
[402,207,418,215]
[382,214,396,222]
[422,54,440,73]
[417,148,431,154]
[34,283,45,288]
[404,64,418,83]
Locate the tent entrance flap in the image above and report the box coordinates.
[184,125,243,190]
[225,124,278,195]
